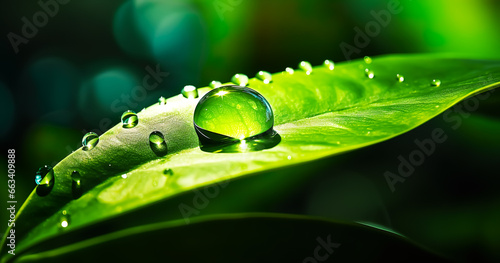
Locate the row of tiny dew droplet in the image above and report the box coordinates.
[34,57,443,226]
[362,56,441,86]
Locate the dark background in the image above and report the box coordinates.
[1,0,500,261]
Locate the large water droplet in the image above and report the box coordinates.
[193,85,280,152]
[59,210,70,229]
[298,61,312,75]
[364,56,372,64]
[149,131,168,156]
[396,74,405,82]
[231,74,249,86]
[285,67,294,74]
[121,110,138,128]
[71,171,82,199]
[324,60,335,70]
[209,81,222,89]
[431,79,441,87]
[255,71,272,84]
[364,69,375,79]
[182,85,198,98]
[158,96,167,105]
[82,132,99,151]
[36,165,54,196]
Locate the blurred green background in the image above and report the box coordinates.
[1,0,500,261]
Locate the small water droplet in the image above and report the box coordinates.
[298,61,312,75]
[121,110,139,128]
[35,165,54,196]
[365,69,375,79]
[82,132,99,151]
[182,85,199,98]
[149,131,168,157]
[163,168,173,176]
[255,71,272,84]
[108,164,112,167]
[364,56,372,64]
[71,171,82,199]
[287,155,292,160]
[121,174,127,179]
[59,210,70,229]
[158,96,167,105]
[209,81,222,89]
[193,85,280,152]
[396,74,405,82]
[324,60,335,70]
[431,79,441,87]
[231,74,249,86]
[285,67,294,74]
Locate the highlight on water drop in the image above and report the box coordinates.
[431,79,441,87]
[364,56,372,64]
[182,85,199,98]
[396,74,405,82]
[35,165,55,196]
[59,210,70,229]
[255,71,272,84]
[193,85,280,152]
[121,110,139,128]
[149,131,168,157]
[285,67,294,74]
[324,60,335,70]
[298,61,313,75]
[231,73,249,86]
[158,96,167,105]
[209,81,222,89]
[82,132,99,151]
[364,69,375,79]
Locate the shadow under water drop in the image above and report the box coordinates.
[196,127,281,153]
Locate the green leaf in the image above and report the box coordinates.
[13,214,449,262]
[2,54,500,261]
